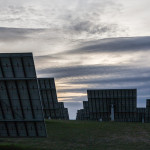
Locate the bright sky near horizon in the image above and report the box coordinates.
[0,0,150,119]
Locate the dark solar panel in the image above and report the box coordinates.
[38,78,69,120]
[0,53,47,137]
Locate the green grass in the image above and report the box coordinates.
[0,120,150,150]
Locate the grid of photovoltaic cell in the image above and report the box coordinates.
[0,53,47,137]
[38,78,69,120]
[76,89,150,122]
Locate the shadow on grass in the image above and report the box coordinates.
[0,144,34,150]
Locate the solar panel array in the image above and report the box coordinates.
[58,102,69,120]
[0,53,47,137]
[38,78,69,120]
[76,89,150,122]
[146,99,150,122]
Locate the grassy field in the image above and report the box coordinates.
[0,120,150,150]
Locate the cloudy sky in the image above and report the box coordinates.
[0,0,150,119]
